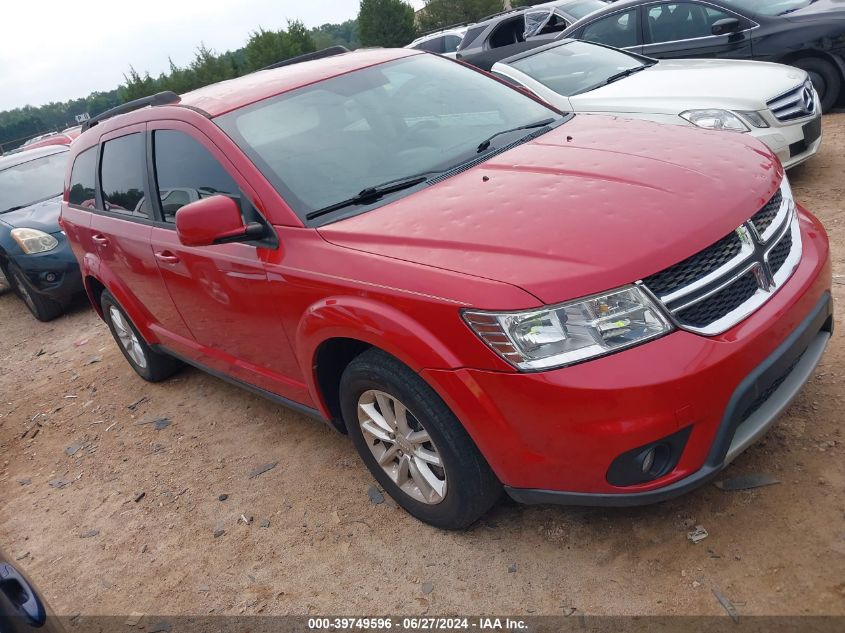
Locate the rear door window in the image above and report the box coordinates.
[647,2,733,43]
[151,130,241,223]
[100,134,150,218]
[580,8,641,48]
[69,147,97,208]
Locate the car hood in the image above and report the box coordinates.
[783,0,845,21]
[318,115,781,306]
[570,59,807,113]
[0,196,62,233]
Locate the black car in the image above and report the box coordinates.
[456,0,608,56]
[0,146,83,321]
[557,0,845,111]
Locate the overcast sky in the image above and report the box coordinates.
[1,0,426,112]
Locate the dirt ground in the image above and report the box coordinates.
[1,117,844,620]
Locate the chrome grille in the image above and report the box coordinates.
[767,81,816,122]
[640,181,802,336]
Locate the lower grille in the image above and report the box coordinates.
[674,273,758,329]
[739,351,804,423]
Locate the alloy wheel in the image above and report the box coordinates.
[357,389,448,505]
[109,306,147,369]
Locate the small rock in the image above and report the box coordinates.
[153,418,171,431]
[259,519,270,528]
[247,461,278,479]
[18,478,31,486]
[715,473,780,491]
[14,551,30,561]
[218,494,229,501]
[48,478,69,489]
[127,396,149,410]
[140,544,148,554]
[367,485,385,505]
[687,525,708,543]
[508,563,518,573]
[134,491,145,503]
[79,529,99,539]
[84,355,102,366]
[422,582,434,595]
[213,528,225,538]
[692,580,701,588]
[65,442,85,456]
[125,613,144,626]
[240,514,254,525]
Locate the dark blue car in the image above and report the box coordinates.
[0,146,83,321]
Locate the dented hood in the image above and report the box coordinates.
[318,115,782,306]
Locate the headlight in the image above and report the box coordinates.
[11,228,59,254]
[736,110,769,128]
[463,285,673,371]
[680,109,749,132]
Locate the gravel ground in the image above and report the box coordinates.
[1,115,844,619]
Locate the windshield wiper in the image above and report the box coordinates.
[602,62,654,86]
[305,174,429,221]
[476,117,556,153]
[1,205,26,213]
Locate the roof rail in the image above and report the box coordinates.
[82,91,180,132]
[261,45,350,71]
[419,21,471,37]
[478,5,531,22]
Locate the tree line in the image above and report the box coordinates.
[0,0,503,151]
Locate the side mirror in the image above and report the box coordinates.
[711,17,741,36]
[175,195,265,247]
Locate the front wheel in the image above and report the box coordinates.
[101,291,182,382]
[340,349,501,529]
[794,57,841,113]
[7,264,64,321]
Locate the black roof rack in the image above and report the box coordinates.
[260,45,350,71]
[82,91,181,131]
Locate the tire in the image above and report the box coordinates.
[340,348,501,529]
[100,290,182,382]
[7,263,64,321]
[794,57,841,113]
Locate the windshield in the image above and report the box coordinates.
[0,151,67,213]
[217,54,559,223]
[721,0,815,16]
[509,41,646,96]
[563,0,609,20]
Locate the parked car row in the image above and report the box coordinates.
[0,7,837,528]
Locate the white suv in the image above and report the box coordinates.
[406,27,469,58]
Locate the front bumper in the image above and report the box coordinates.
[421,208,832,503]
[751,111,822,170]
[9,233,83,302]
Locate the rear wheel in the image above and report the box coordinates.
[794,57,841,113]
[7,264,64,321]
[101,291,182,382]
[340,348,501,529]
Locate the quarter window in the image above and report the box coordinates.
[152,130,240,223]
[580,9,641,49]
[100,134,149,218]
[646,2,735,43]
[68,147,97,208]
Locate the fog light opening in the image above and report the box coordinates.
[45,272,58,283]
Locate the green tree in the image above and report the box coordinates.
[417,0,502,32]
[244,20,316,71]
[358,0,416,47]
[311,19,360,50]
[120,66,159,102]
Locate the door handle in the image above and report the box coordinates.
[155,251,180,265]
[92,234,109,247]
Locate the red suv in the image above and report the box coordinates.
[61,48,832,529]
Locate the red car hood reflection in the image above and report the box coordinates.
[318,115,781,305]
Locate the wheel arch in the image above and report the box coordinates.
[300,296,465,430]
